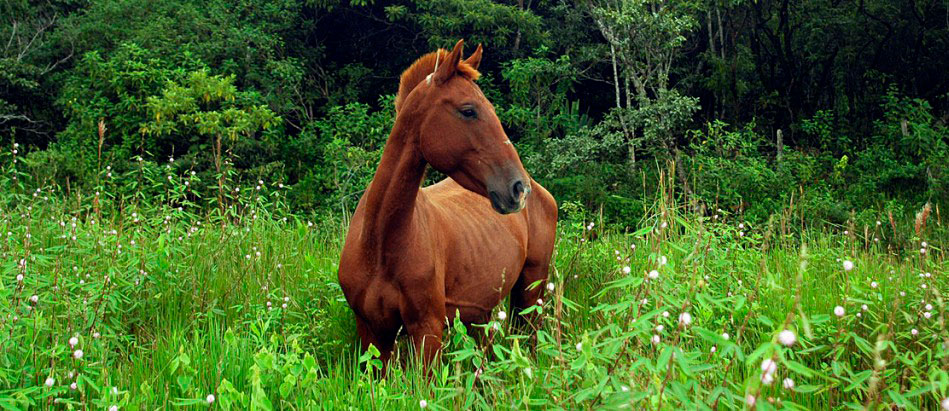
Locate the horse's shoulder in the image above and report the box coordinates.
[528,179,557,219]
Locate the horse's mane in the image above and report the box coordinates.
[395,49,481,114]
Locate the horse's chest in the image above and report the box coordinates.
[342,267,403,326]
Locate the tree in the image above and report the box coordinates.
[0,0,76,144]
[55,43,203,179]
[501,53,583,144]
[587,0,699,168]
[384,0,547,64]
[58,0,304,123]
[141,69,279,213]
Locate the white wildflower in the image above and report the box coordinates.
[783,378,795,390]
[778,329,796,346]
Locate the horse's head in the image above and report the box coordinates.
[396,40,530,214]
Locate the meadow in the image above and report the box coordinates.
[1,152,948,411]
[3,0,948,409]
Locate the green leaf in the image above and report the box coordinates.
[844,370,873,392]
[783,359,816,378]
[793,385,822,393]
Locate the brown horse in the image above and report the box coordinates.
[337,40,558,369]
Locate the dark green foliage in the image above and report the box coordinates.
[849,90,949,207]
[385,0,548,61]
[0,0,946,224]
[54,43,204,177]
[500,54,586,144]
[285,97,393,212]
[59,0,302,105]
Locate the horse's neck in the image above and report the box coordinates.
[360,119,426,257]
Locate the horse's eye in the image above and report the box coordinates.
[460,108,478,119]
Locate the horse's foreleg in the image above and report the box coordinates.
[356,316,396,375]
[407,315,444,374]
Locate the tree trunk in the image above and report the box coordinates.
[716,5,725,60]
[708,6,721,118]
[776,129,784,163]
[610,43,635,167]
[513,0,524,52]
[707,9,716,56]
[610,43,622,109]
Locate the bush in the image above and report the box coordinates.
[285,97,393,213]
[848,89,949,207]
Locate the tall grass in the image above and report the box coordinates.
[1,143,947,410]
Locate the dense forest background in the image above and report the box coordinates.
[2,0,947,227]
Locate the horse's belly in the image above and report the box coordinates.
[442,228,526,321]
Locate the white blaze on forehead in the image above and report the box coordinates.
[503,139,512,145]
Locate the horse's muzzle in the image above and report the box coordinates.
[489,178,530,214]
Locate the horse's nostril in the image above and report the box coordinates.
[511,180,525,199]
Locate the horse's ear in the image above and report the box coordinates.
[464,43,483,71]
[433,39,465,84]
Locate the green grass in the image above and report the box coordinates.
[1,175,948,410]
